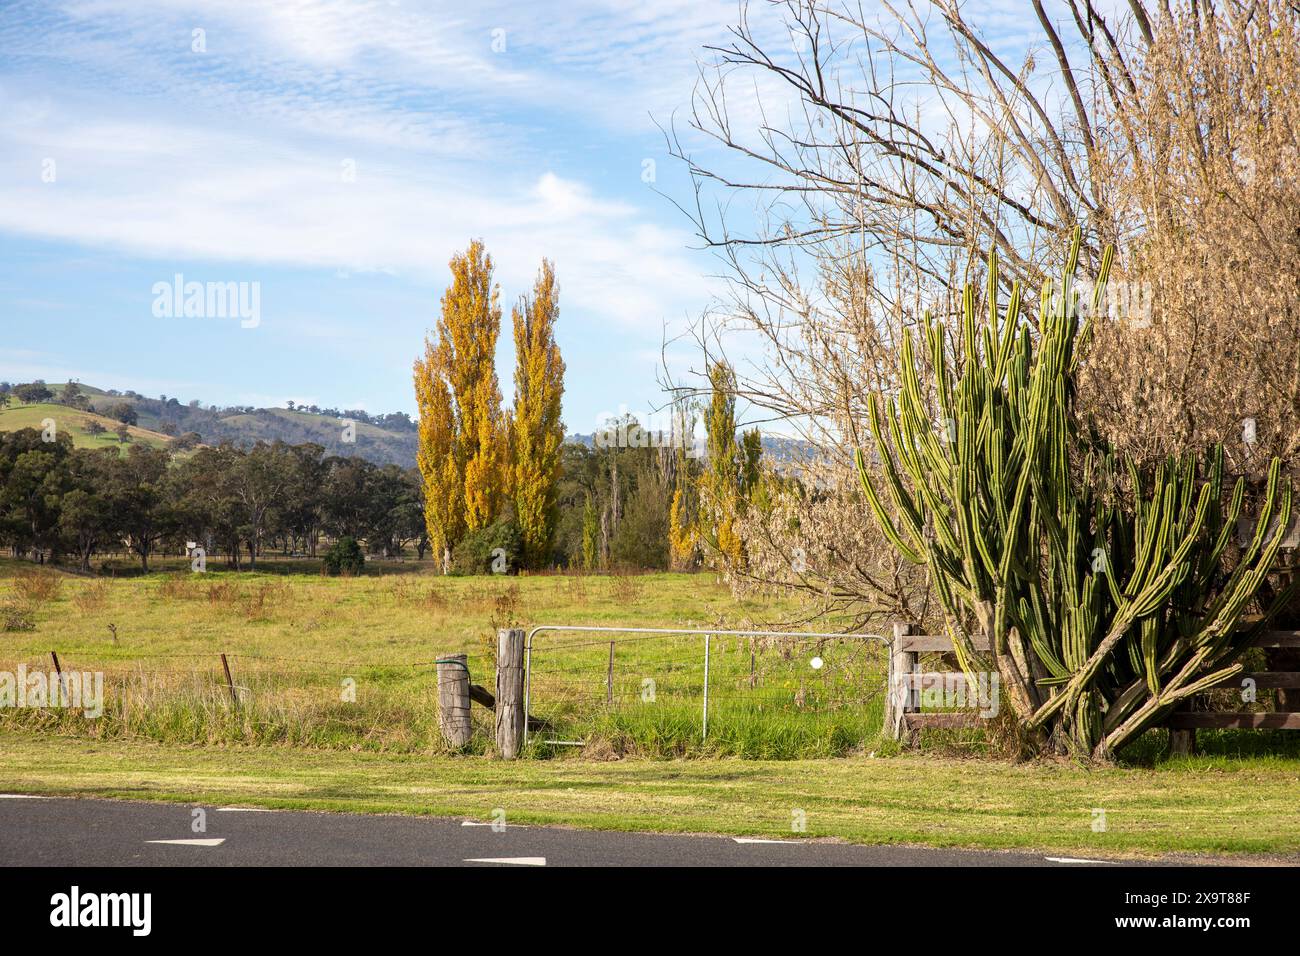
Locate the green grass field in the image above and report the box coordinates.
[0,401,174,453]
[2,559,1298,856]
[0,560,876,757]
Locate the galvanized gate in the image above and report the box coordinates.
[522,625,890,747]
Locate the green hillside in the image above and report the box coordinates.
[5,382,419,467]
[0,401,175,454]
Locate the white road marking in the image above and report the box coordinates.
[216,807,277,812]
[461,821,497,827]
[146,838,226,847]
[463,857,546,866]
[733,837,800,845]
[1045,856,1117,865]
[0,794,47,799]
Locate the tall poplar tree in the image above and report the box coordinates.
[699,361,743,566]
[510,260,566,568]
[413,336,460,572]
[413,240,507,570]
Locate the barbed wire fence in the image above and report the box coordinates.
[0,647,498,751]
[0,627,893,755]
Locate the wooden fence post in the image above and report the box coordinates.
[495,630,526,759]
[883,622,916,741]
[50,650,68,704]
[1167,727,1197,757]
[1168,699,1197,757]
[437,653,473,749]
[220,653,238,708]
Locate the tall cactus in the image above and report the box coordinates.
[857,229,1292,758]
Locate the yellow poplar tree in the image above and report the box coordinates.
[510,259,566,568]
[413,337,462,572]
[669,480,696,568]
[445,241,506,533]
[413,240,507,570]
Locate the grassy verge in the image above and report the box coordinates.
[2,732,1298,858]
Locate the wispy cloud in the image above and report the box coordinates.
[0,0,743,335]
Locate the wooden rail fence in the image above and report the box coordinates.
[885,622,1300,747]
[435,629,538,757]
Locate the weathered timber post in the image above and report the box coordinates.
[50,650,68,705]
[1167,726,1197,757]
[220,653,238,708]
[495,630,526,759]
[1168,698,1197,757]
[883,622,916,741]
[437,654,473,749]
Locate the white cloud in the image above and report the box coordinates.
[0,0,742,336]
[0,106,710,329]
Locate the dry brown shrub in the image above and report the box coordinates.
[387,577,447,611]
[239,581,292,620]
[1080,3,1300,477]
[607,572,642,604]
[72,580,109,614]
[12,570,63,604]
[1,599,36,632]
[158,575,203,601]
[488,584,522,631]
[206,581,238,606]
[563,574,588,606]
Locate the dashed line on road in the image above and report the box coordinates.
[733,837,801,844]
[0,794,47,799]
[463,857,546,866]
[1044,856,1117,865]
[216,807,278,812]
[146,838,227,847]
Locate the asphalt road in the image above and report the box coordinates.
[0,794,1162,867]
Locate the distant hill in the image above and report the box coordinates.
[1,381,820,470]
[0,400,177,455]
[568,431,817,468]
[0,382,419,467]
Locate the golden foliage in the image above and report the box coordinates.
[413,337,460,567]
[413,240,508,565]
[696,361,746,570]
[510,259,566,568]
[668,483,696,569]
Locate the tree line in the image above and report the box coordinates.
[0,403,769,577]
[0,433,425,572]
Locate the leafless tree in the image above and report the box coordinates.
[663,1,1300,629]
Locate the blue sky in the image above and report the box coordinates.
[0,0,789,431]
[0,0,1080,435]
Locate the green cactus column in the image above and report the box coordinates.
[856,229,1291,758]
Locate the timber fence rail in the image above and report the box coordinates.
[884,623,1300,748]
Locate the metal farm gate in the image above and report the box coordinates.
[521,625,891,747]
